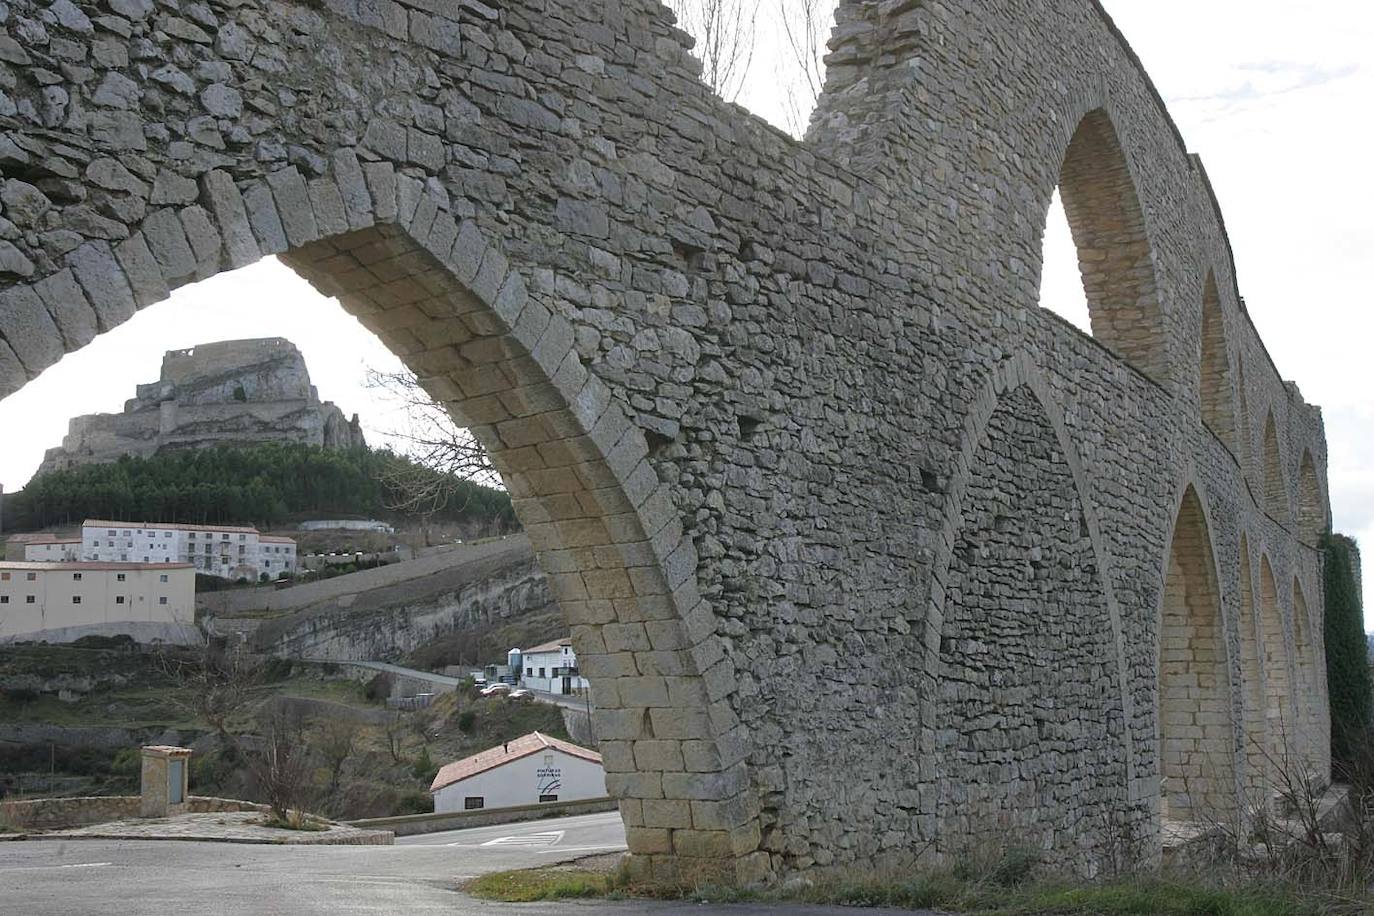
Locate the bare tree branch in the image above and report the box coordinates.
[667,0,758,102]
[778,0,831,137]
[365,367,501,522]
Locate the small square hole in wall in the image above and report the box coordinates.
[919,468,940,492]
[671,238,706,272]
[737,416,762,441]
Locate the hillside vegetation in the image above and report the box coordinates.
[4,443,516,532]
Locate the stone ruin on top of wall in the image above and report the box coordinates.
[35,336,366,475]
[0,0,1333,885]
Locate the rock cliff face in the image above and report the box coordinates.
[37,338,365,476]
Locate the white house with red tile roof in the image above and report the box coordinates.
[429,732,606,814]
[519,637,590,695]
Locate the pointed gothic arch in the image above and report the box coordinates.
[1198,272,1237,453]
[1262,413,1289,521]
[1055,109,1168,387]
[934,380,1128,870]
[0,166,759,880]
[1291,580,1320,773]
[1159,484,1235,821]
[1297,452,1326,547]
[1258,555,1294,765]
[1236,535,1267,794]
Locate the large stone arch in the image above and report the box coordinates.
[0,163,763,882]
[1291,579,1320,774]
[1053,107,1169,387]
[1158,482,1236,822]
[1258,554,1294,767]
[929,355,1136,871]
[1198,272,1237,455]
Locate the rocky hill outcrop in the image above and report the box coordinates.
[37,338,365,477]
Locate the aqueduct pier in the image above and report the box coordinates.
[0,0,1331,883]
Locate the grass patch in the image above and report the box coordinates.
[464,867,1336,916]
[464,867,612,902]
[260,811,328,832]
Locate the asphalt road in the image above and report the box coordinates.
[0,810,928,915]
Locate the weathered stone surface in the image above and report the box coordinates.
[0,0,1334,885]
[1,180,52,225]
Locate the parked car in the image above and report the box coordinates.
[479,683,512,696]
[508,688,532,699]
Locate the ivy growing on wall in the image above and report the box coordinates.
[1324,532,1372,771]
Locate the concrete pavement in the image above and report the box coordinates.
[0,810,934,915]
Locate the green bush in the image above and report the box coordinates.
[395,790,433,815]
[1325,533,1372,771]
[411,747,438,782]
[457,710,477,733]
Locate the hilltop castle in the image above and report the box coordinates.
[37,338,365,478]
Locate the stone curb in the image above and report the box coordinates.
[23,830,393,846]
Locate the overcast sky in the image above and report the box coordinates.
[1,2,1370,621]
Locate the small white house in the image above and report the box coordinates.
[430,732,606,813]
[520,637,590,695]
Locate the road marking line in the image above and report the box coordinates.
[480,830,564,848]
[61,862,113,868]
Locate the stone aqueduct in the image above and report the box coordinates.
[0,0,1332,883]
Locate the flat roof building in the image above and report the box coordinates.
[78,520,297,581]
[0,561,197,645]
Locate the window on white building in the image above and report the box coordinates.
[116,573,126,582]
[464,797,484,810]
[72,596,81,604]
[0,596,8,604]
[25,572,35,581]
[539,794,558,803]
[1,572,10,581]
[25,595,34,604]
[159,597,168,605]
[116,596,125,604]
[159,574,168,583]
[72,573,81,581]
[107,529,116,536]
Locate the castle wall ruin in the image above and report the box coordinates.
[0,0,1332,883]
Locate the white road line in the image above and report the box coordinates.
[479,830,564,848]
[1,862,114,872]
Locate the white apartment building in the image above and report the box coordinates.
[0,561,197,645]
[80,520,297,581]
[21,535,81,562]
[520,638,590,695]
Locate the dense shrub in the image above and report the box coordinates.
[1325,533,1372,771]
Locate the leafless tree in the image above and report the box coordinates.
[382,711,407,764]
[313,719,359,803]
[365,367,500,542]
[243,707,314,824]
[778,0,831,136]
[667,0,758,101]
[158,642,261,751]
